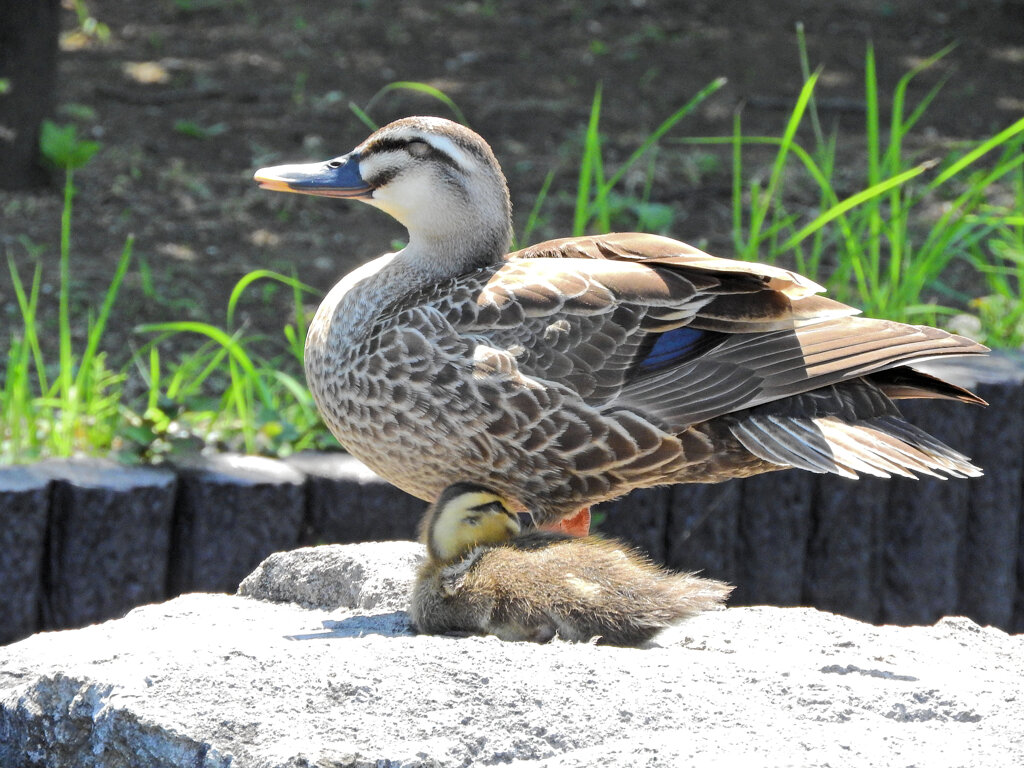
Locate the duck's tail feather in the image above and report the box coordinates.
[729,413,982,480]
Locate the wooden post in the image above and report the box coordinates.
[599,486,671,563]
[0,0,60,189]
[285,452,424,545]
[882,400,977,625]
[0,467,51,643]
[168,455,305,594]
[958,380,1023,627]
[803,476,887,623]
[37,458,177,631]
[733,470,815,605]
[666,481,741,584]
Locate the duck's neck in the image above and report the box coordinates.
[402,220,512,282]
[373,166,514,284]
[312,221,511,343]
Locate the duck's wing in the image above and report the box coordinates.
[509,232,827,299]
[452,233,984,433]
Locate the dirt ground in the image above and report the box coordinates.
[2,0,1023,383]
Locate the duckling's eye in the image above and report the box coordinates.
[462,514,481,526]
[407,140,430,157]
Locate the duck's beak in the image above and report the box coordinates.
[253,151,371,199]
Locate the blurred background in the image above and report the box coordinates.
[1,0,1022,460]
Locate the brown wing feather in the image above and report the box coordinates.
[416,233,985,493]
[617,315,984,430]
[433,233,986,420]
[510,232,826,299]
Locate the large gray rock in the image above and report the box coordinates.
[1,543,1022,767]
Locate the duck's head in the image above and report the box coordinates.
[254,116,513,265]
[422,482,522,564]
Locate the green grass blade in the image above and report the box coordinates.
[602,77,726,193]
[781,160,937,250]
[865,43,880,187]
[748,70,820,248]
[574,83,603,235]
[147,346,161,413]
[56,171,80,454]
[731,109,745,254]
[75,235,133,397]
[136,321,268,399]
[348,102,378,132]
[795,22,824,149]
[364,81,468,125]
[6,258,49,395]
[519,167,557,246]
[226,269,318,330]
[931,115,1024,188]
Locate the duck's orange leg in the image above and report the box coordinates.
[540,506,591,537]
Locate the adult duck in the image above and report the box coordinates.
[254,116,985,535]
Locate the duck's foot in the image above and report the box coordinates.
[541,506,591,537]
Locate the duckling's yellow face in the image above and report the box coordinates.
[426,484,522,564]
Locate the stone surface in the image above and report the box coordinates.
[238,541,423,613]
[2,543,1022,767]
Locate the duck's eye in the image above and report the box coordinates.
[407,140,430,157]
[462,514,480,526]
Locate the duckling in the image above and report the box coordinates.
[410,483,733,646]
[254,116,986,536]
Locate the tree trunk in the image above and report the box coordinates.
[0,0,60,190]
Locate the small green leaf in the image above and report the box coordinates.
[173,119,228,139]
[39,120,100,169]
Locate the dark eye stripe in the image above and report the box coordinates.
[365,136,462,171]
[469,501,506,514]
[366,167,397,188]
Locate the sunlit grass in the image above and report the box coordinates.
[133,269,328,459]
[3,169,133,462]
[671,39,1024,329]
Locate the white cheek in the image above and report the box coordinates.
[369,172,463,233]
[371,174,436,215]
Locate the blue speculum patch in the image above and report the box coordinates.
[635,326,710,373]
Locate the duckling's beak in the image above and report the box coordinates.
[253,151,372,199]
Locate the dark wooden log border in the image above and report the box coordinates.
[1,356,1022,644]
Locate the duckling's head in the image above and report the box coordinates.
[254,116,513,265]
[423,482,522,564]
